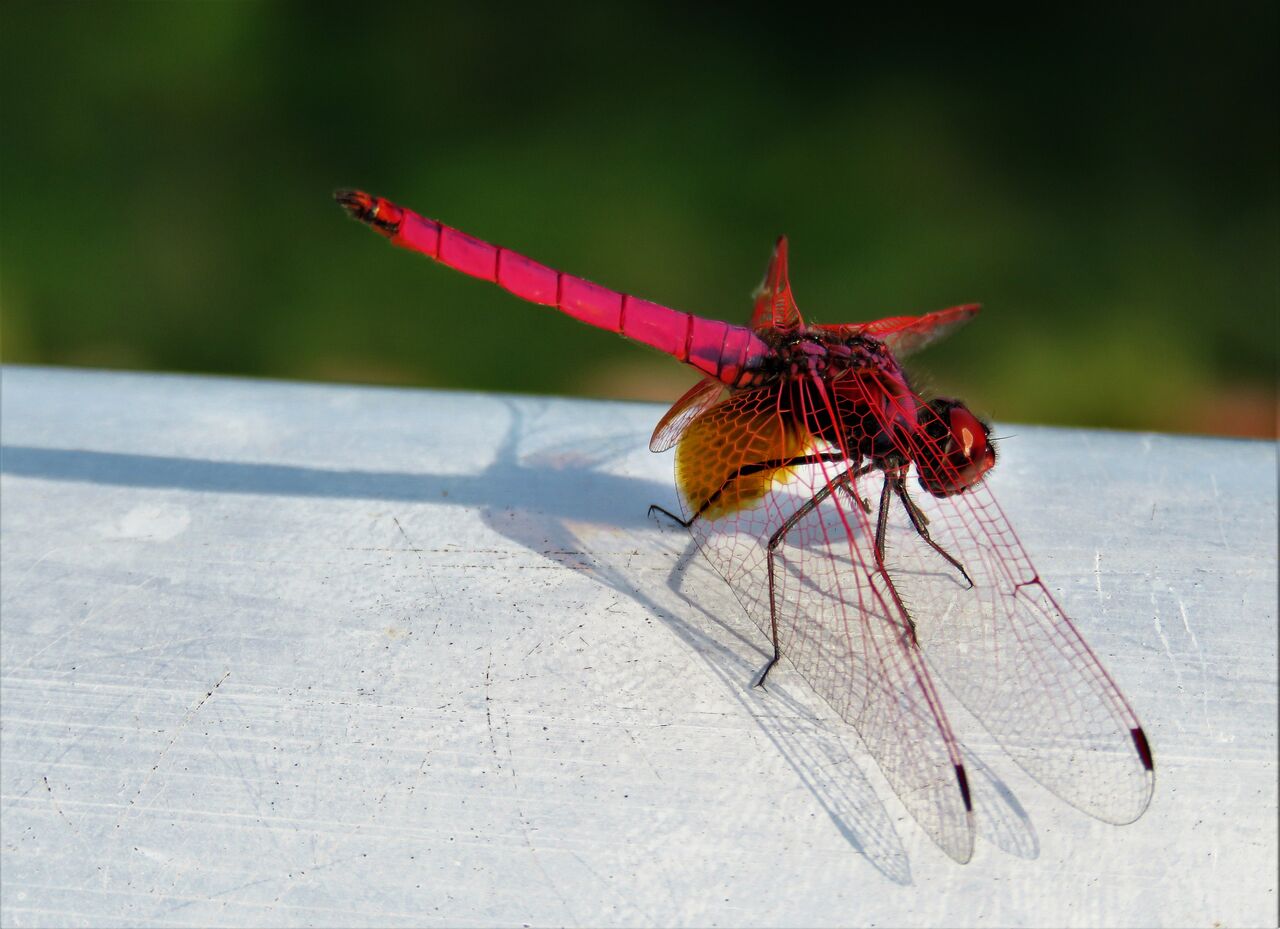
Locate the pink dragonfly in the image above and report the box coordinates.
[336,189,1154,862]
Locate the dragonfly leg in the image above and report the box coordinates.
[892,479,974,589]
[647,503,694,529]
[756,463,873,688]
[839,483,872,514]
[648,451,852,532]
[872,473,894,564]
[749,647,779,689]
[872,475,919,642]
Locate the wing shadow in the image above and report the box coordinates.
[1,395,1035,872]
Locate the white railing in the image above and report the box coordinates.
[1,364,1275,928]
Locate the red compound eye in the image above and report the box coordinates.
[917,400,997,497]
[950,407,995,476]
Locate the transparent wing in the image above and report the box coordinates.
[650,377,726,453]
[867,389,1156,824]
[815,304,980,358]
[673,382,976,862]
[749,236,805,334]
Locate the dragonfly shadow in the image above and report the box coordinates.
[473,403,922,879]
[0,396,1035,872]
[647,532,914,883]
[963,748,1040,860]
[0,441,666,531]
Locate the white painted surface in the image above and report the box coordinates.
[1,365,1275,928]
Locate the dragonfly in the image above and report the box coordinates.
[335,189,1154,863]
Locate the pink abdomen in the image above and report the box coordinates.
[337,190,769,388]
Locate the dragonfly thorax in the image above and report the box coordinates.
[764,332,910,458]
[779,338,840,378]
[766,330,879,379]
[765,331,996,499]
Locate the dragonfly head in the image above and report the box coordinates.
[915,399,997,497]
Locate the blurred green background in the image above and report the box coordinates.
[2,3,1276,437]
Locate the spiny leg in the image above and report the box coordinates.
[647,451,849,531]
[890,477,974,589]
[872,474,919,643]
[755,463,875,688]
[873,472,896,567]
[840,482,872,514]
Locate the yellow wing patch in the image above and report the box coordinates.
[674,386,811,521]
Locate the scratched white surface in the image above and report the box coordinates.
[0,365,1275,928]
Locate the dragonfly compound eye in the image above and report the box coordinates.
[916,399,997,497]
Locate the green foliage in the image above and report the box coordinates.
[2,3,1275,435]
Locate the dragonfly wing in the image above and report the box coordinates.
[650,377,726,453]
[817,304,980,357]
[749,236,804,333]
[674,383,976,862]
[865,392,1155,824]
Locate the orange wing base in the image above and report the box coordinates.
[674,387,810,521]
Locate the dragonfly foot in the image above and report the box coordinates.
[750,654,779,689]
[648,503,693,529]
[838,483,872,514]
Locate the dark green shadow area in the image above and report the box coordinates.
[2,4,1275,436]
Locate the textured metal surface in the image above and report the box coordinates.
[1,365,1275,927]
